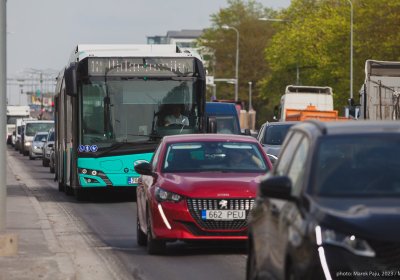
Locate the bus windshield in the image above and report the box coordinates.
[81,78,200,147]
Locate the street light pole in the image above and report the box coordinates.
[222,25,239,102]
[347,0,354,100]
[40,72,43,120]
[248,81,253,111]
[0,0,6,233]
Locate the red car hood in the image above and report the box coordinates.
[159,172,263,198]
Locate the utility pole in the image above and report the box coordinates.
[248,81,256,132]
[248,81,253,111]
[19,83,23,105]
[0,0,7,234]
[0,0,18,256]
[39,72,43,120]
[348,0,354,99]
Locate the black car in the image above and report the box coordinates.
[256,121,298,161]
[247,120,400,280]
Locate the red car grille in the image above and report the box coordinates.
[187,198,255,231]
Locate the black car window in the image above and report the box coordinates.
[287,136,310,196]
[263,124,294,145]
[275,132,303,176]
[313,134,400,197]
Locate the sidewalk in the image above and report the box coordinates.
[0,159,75,280]
[0,149,128,280]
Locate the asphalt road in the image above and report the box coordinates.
[8,147,248,280]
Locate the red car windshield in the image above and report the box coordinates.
[162,141,269,173]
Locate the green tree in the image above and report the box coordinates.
[261,0,400,121]
[198,0,280,123]
[354,1,400,87]
[199,0,400,126]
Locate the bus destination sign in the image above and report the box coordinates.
[88,57,195,77]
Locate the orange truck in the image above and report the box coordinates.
[278,85,349,122]
[285,105,349,122]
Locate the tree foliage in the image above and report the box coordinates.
[263,0,400,119]
[199,0,400,126]
[198,0,279,116]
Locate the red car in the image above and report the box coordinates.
[134,134,272,254]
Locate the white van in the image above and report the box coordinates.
[21,120,54,156]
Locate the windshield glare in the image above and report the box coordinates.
[313,135,400,197]
[81,79,199,147]
[162,141,268,173]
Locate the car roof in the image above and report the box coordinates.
[262,121,299,126]
[24,120,54,124]
[34,132,49,136]
[293,120,400,136]
[205,102,236,113]
[162,134,259,144]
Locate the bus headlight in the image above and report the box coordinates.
[78,168,101,176]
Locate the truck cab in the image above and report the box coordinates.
[278,85,334,121]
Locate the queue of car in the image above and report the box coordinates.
[133,119,400,276]
[8,119,55,173]
[9,116,400,278]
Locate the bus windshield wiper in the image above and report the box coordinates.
[126,133,163,139]
[94,137,161,157]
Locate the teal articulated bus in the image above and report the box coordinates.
[55,44,207,200]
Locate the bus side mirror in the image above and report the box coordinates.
[65,63,77,97]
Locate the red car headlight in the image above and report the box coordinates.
[155,187,182,203]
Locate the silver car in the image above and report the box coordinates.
[29,132,48,160]
[42,128,55,167]
[256,121,298,163]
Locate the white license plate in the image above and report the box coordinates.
[201,210,246,220]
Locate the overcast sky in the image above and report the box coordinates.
[6,0,290,104]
